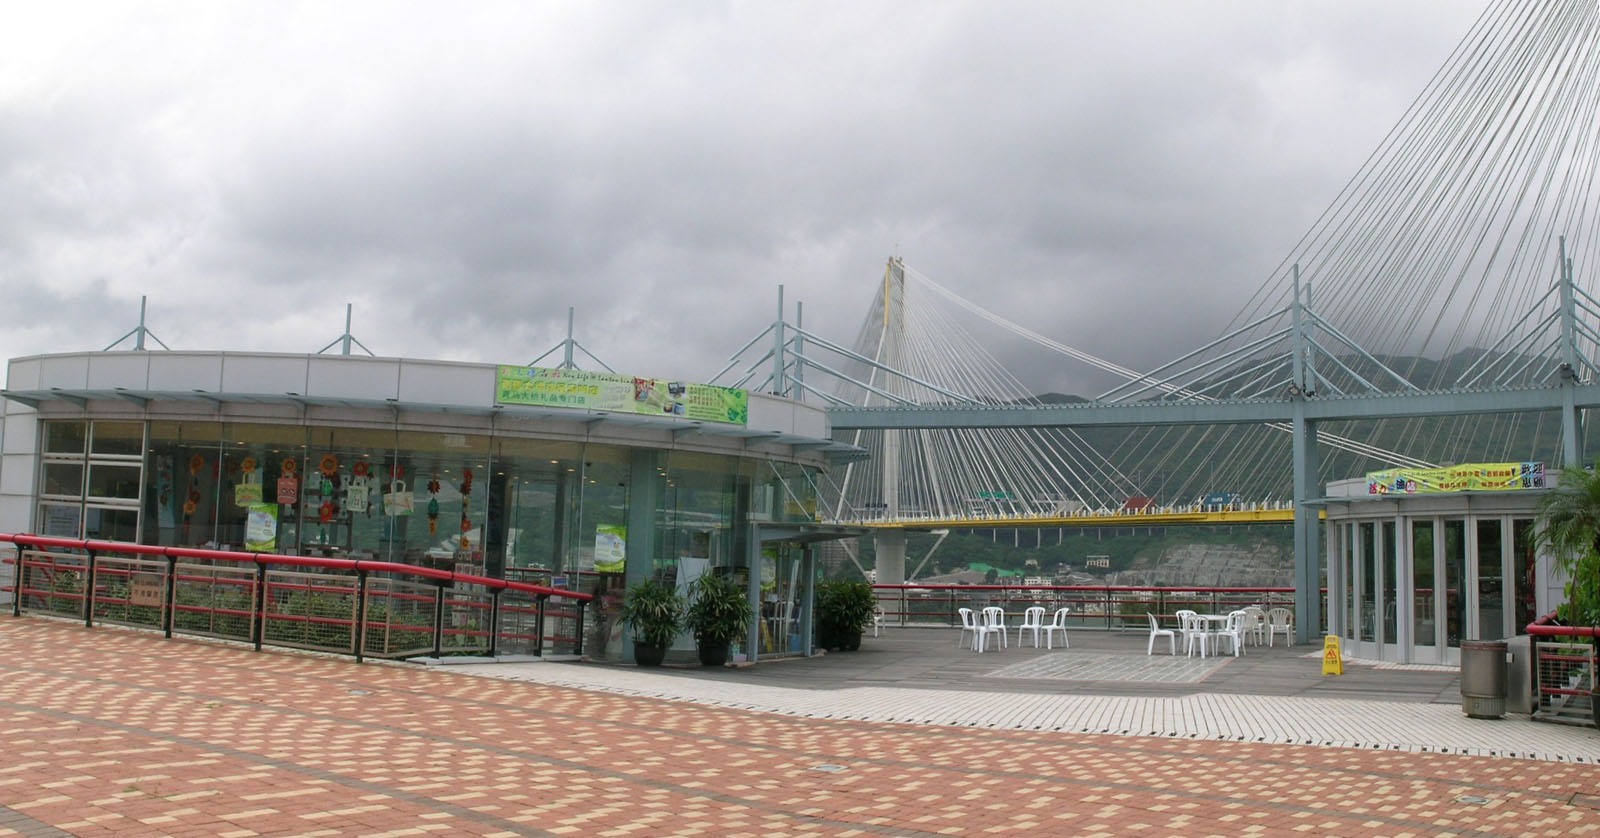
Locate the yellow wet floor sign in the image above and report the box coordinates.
[1322,634,1344,675]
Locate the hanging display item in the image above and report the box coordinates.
[319,454,339,477]
[277,472,299,505]
[427,474,440,535]
[383,479,413,516]
[234,457,263,506]
[345,463,370,513]
[457,468,474,550]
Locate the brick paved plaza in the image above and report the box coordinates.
[2,616,1598,837]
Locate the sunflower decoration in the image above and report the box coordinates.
[189,454,205,476]
[183,488,201,517]
[282,457,298,477]
[240,456,257,475]
[319,500,336,524]
[352,461,370,478]
[319,454,339,477]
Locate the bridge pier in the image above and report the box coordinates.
[873,531,906,585]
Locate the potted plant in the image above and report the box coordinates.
[816,579,877,652]
[618,578,684,667]
[1535,460,1600,729]
[685,572,752,666]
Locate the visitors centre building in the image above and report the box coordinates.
[0,350,865,662]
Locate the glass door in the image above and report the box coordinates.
[1475,518,1506,640]
[1410,519,1440,662]
[1441,519,1467,665]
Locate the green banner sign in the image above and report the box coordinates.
[495,366,749,426]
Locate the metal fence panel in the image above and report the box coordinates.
[262,570,358,654]
[441,583,492,655]
[361,576,436,658]
[90,555,167,631]
[172,562,257,643]
[20,550,87,617]
[1533,638,1596,725]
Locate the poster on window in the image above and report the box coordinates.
[244,503,278,552]
[594,524,626,572]
[42,504,81,538]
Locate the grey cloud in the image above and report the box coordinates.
[0,0,1484,397]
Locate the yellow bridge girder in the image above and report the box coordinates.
[849,506,1305,530]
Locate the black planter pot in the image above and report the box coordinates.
[634,641,668,667]
[838,630,862,652]
[697,641,730,666]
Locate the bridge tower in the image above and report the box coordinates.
[873,258,908,585]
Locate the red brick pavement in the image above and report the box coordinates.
[1,616,1598,837]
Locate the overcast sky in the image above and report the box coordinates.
[0,1,1486,397]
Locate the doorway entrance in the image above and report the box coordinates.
[1329,511,1537,665]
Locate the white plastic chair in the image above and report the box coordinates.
[957,607,979,650]
[1146,612,1175,655]
[872,605,885,637]
[1214,610,1247,657]
[1016,606,1047,647]
[1267,607,1294,646]
[1242,606,1267,646]
[1176,609,1207,657]
[980,606,1008,650]
[1043,607,1070,649]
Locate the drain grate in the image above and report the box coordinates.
[1570,793,1600,811]
[810,764,847,773]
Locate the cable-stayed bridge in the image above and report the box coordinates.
[712,0,1600,636]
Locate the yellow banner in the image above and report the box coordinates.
[1366,461,1544,495]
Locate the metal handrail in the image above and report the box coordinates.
[870,582,1296,631]
[0,533,592,662]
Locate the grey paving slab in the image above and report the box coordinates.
[448,625,1600,764]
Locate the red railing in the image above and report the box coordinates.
[1525,610,1597,727]
[871,582,1298,631]
[0,533,592,663]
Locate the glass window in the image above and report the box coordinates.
[1513,518,1536,633]
[1443,520,1466,647]
[84,506,139,542]
[1412,520,1436,648]
[143,421,223,547]
[216,423,309,556]
[1476,519,1504,640]
[1343,523,1356,640]
[390,430,491,568]
[1381,521,1397,643]
[492,437,582,578]
[41,462,83,497]
[38,502,81,537]
[90,422,144,456]
[87,464,142,500]
[1359,522,1376,642]
[43,421,86,456]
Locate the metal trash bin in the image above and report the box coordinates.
[1460,639,1509,719]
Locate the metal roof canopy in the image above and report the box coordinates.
[1,386,869,464]
[755,521,872,545]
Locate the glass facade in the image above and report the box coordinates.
[33,417,827,662]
